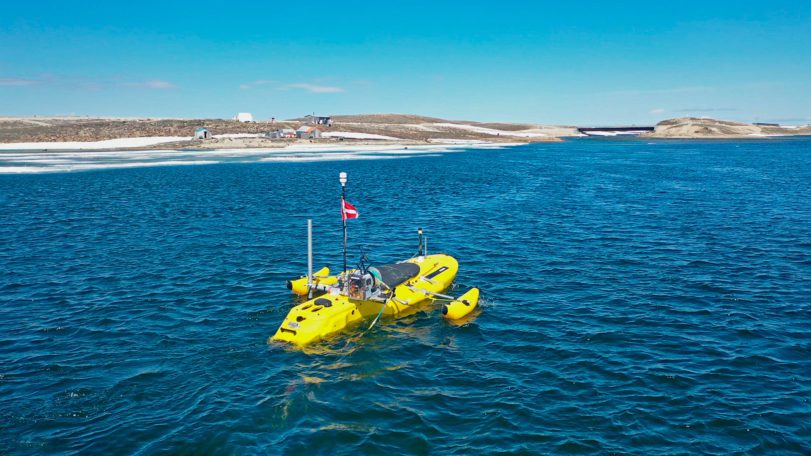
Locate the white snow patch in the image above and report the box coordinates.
[213,133,264,139]
[427,138,489,145]
[321,131,401,140]
[0,160,218,173]
[432,123,548,138]
[0,142,521,174]
[0,136,191,151]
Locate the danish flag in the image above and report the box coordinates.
[342,200,358,220]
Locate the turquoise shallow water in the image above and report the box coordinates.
[1,138,810,454]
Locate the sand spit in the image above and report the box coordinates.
[644,117,811,139]
[0,114,570,151]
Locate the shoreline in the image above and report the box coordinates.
[0,134,548,154]
[2,116,810,152]
[0,141,527,174]
[640,134,811,140]
[3,130,809,156]
[0,115,571,148]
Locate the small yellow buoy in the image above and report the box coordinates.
[442,288,479,320]
[286,267,335,296]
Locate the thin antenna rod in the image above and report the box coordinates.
[339,172,348,274]
[418,227,424,257]
[307,219,313,288]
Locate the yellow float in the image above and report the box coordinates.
[286,266,337,296]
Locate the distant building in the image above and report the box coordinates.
[234,112,254,123]
[266,128,296,139]
[296,125,323,139]
[304,114,332,126]
[194,127,211,139]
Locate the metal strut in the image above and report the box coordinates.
[340,172,348,274]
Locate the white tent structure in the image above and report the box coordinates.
[234,112,254,123]
[194,127,211,139]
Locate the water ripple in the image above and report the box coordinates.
[1,138,810,454]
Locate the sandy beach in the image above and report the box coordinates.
[0,114,571,152]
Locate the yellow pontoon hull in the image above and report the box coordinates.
[271,254,458,346]
[442,287,480,320]
[286,266,338,296]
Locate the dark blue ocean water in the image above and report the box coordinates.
[1,138,810,454]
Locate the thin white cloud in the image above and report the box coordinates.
[603,86,714,97]
[599,82,781,98]
[650,108,666,114]
[282,83,345,93]
[766,116,811,123]
[0,77,39,86]
[677,107,738,112]
[123,79,177,90]
[239,79,276,90]
[3,75,180,91]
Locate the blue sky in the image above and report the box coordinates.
[1,1,810,125]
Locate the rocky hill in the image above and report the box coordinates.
[644,117,811,139]
[0,114,577,145]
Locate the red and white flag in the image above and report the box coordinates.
[342,200,358,220]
